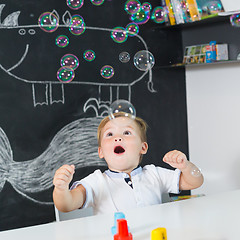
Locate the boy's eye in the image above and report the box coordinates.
[106,132,113,137]
[123,130,131,135]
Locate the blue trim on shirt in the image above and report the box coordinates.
[104,166,142,179]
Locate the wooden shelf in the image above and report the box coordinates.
[152,13,231,31]
[155,60,240,69]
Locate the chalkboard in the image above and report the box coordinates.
[0,0,188,231]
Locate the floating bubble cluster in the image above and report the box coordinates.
[69,15,86,35]
[56,35,69,48]
[83,50,96,61]
[90,0,105,6]
[151,7,166,24]
[57,66,75,83]
[66,0,84,10]
[60,54,79,70]
[134,50,155,71]
[124,0,141,15]
[124,0,168,25]
[111,27,128,43]
[119,52,130,63]
[38,12,59,33]
[100,65,114,79]
[126,22,139,36]
[108,99,136,120]
[230,13,240,27]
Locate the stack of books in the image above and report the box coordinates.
[183,42,228,65]
[162,0,224,25]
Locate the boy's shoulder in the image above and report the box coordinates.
[142,164,159,171]
[84,169,105,179]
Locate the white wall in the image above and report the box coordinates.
[186,63,240,195]
[221,0,240,12]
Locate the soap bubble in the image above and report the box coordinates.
[60,54,79,70]
[126,22,139,36]
[56,35,69,48]
[124,0,141,15]
[230,13,240,27]
[83,50,96,61]
[133,50,155,71]
[66,0,84,10]
[100,65,114,79]
[205,1,223,14]
[38,12,59,33]
[57,66,75,83]
[119,52,130,63]
[90,0,104,6]
[111,27,128,43]
[191,167,202,177]
[131,7,150,25]
[142,2,152,12]
[108,99,136,120]
[69,15,86,35]
[151,6,166,23]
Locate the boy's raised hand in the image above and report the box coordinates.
[163,150,188,170]
[53,164,75,191]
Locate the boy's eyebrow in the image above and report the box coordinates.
[125,125,135,130]
[103,127,112,133]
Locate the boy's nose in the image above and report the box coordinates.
[114,137,122,142]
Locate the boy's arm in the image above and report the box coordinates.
[53,164,86,212]
[163,150,204,190]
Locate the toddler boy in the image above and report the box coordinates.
[53,113,203,215]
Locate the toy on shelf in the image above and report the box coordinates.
[114,219,132,240]
[111,212,127,235]
[151,227,167,240]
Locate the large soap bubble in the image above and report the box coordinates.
[151,6,166,23]
[131,7,150,25]
[108,99,136,120]
[69,15,86,35]
[56,35,69,48]
[124,0,141,15]
[204,1,223,14]
[111,27,128,43]
[133,50,155,71]
[66,0,84,10]
[119,52,130,63]
[126,22,139,36]
[38,12,59,33]
[191,166,202,177]
[83,50,96,61]
[91,0,105,6]
[230,13,240,27]
[142,2,152,12]
[57,66,75,83]
[100,65,114,79]
[60,54,79,70]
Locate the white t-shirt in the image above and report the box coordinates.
[71,164,181,215]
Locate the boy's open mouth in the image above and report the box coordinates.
[114,145,125,154]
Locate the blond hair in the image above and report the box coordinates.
[97,112,148,147]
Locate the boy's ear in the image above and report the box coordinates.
[98,147,104,159]
[140,142,148,155]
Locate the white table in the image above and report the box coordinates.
[1,189,240,240]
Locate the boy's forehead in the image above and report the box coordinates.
[103,117,137,130]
